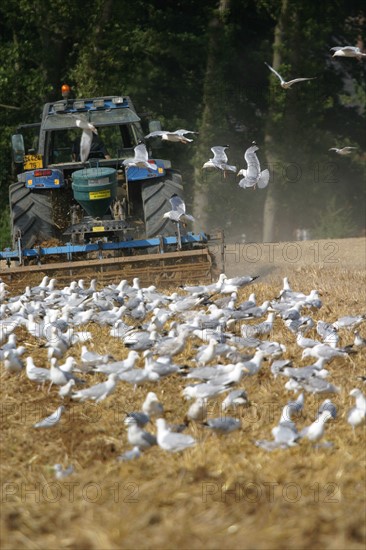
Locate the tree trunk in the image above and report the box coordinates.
[262,0,289,242]
[193,0,230,233]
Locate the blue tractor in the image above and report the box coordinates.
[3,89,223,285]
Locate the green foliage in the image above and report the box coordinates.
[0,0,364,244]
[0,207,11,249]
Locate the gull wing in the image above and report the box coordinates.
[264,62,284,84]
[174,129,198,135]
[257,169,270,189]
[169,194,186,213]
[67,113,97,133]
[286,77,316,87]
[133,143,149,162]
[144,131,166,139]
[244,145,261,178]
[80,130,93,163]
[211,146,228,163]
[331,46,357,53]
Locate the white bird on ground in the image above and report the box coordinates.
[203,417,241,434]
[296,330,321,349]
[264,62,316,89]
[153,328,189,357]
[347,389,366,431]
[271,423,299,447]
[92,351,140,374]
[80,346,112,367]
[220,275,259,293]
[194,338,218,366]
[316,399,337,420]
[123,143,158,171]
[333,315,365,330]
[180,273,227,295]
[330,46,366,60]
[71,373,119,403]
[26,357,51,385]
[353,330,366,348]
[221,389,249,411]
[202,146,237,175]
[156,418,196,452]
[3,350,24,373]
[58,356,78,373]
[117,446,142,462]
[238,144,269,189]
[49,358,84,390]
[300,410,333,442]
[144,129,197,143]
[53,464,74,479]
[271,398,303,447]
[183,381,228,400]
[349,388,366,413]
[142,392,164,417]
[329,146,358,155]
[163,194,195,223]
[241,313,275,338]
[301,344,348,362]
[186,398,208,422]
[58,378,76,399]
[125,416,157,449]
[33,405,65,429]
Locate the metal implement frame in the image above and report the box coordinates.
[0,231,225,287]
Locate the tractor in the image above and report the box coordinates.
[1,87,223,285]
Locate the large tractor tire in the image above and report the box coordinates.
[141,171,185,237]
[9,182,57,248]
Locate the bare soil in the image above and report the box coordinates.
[1,238,365,550]
[223,237,366,280]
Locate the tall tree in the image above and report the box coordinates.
[193,0,234,232]
[262,0,288,242]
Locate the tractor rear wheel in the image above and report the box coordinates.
[141,171,185,238]
[9,182,57,248]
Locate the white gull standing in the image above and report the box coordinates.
[156,418,196,452]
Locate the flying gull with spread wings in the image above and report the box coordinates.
[123,143,158,171]
[264,62,316,89]
[238,144,269,189]
[202,146,237,175]
[144,129,198,144]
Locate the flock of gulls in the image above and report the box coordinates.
[2,42,365,475]
[121,44,362,192]
[62,43,362,214]
[0,272,365,472]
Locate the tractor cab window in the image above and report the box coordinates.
[100,124,144,159]
[48,129,78,164]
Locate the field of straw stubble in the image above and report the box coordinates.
[1,238,365,550]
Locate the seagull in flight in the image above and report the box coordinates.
[264,62,316,89]
[238,144,269,189]
[329,146,357,155]
[330,46,366,60]
[163,194,195,223]
[144,129,198,144]
[123,143,158,171]
[67,113,98,163]
[202,146,237,176]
